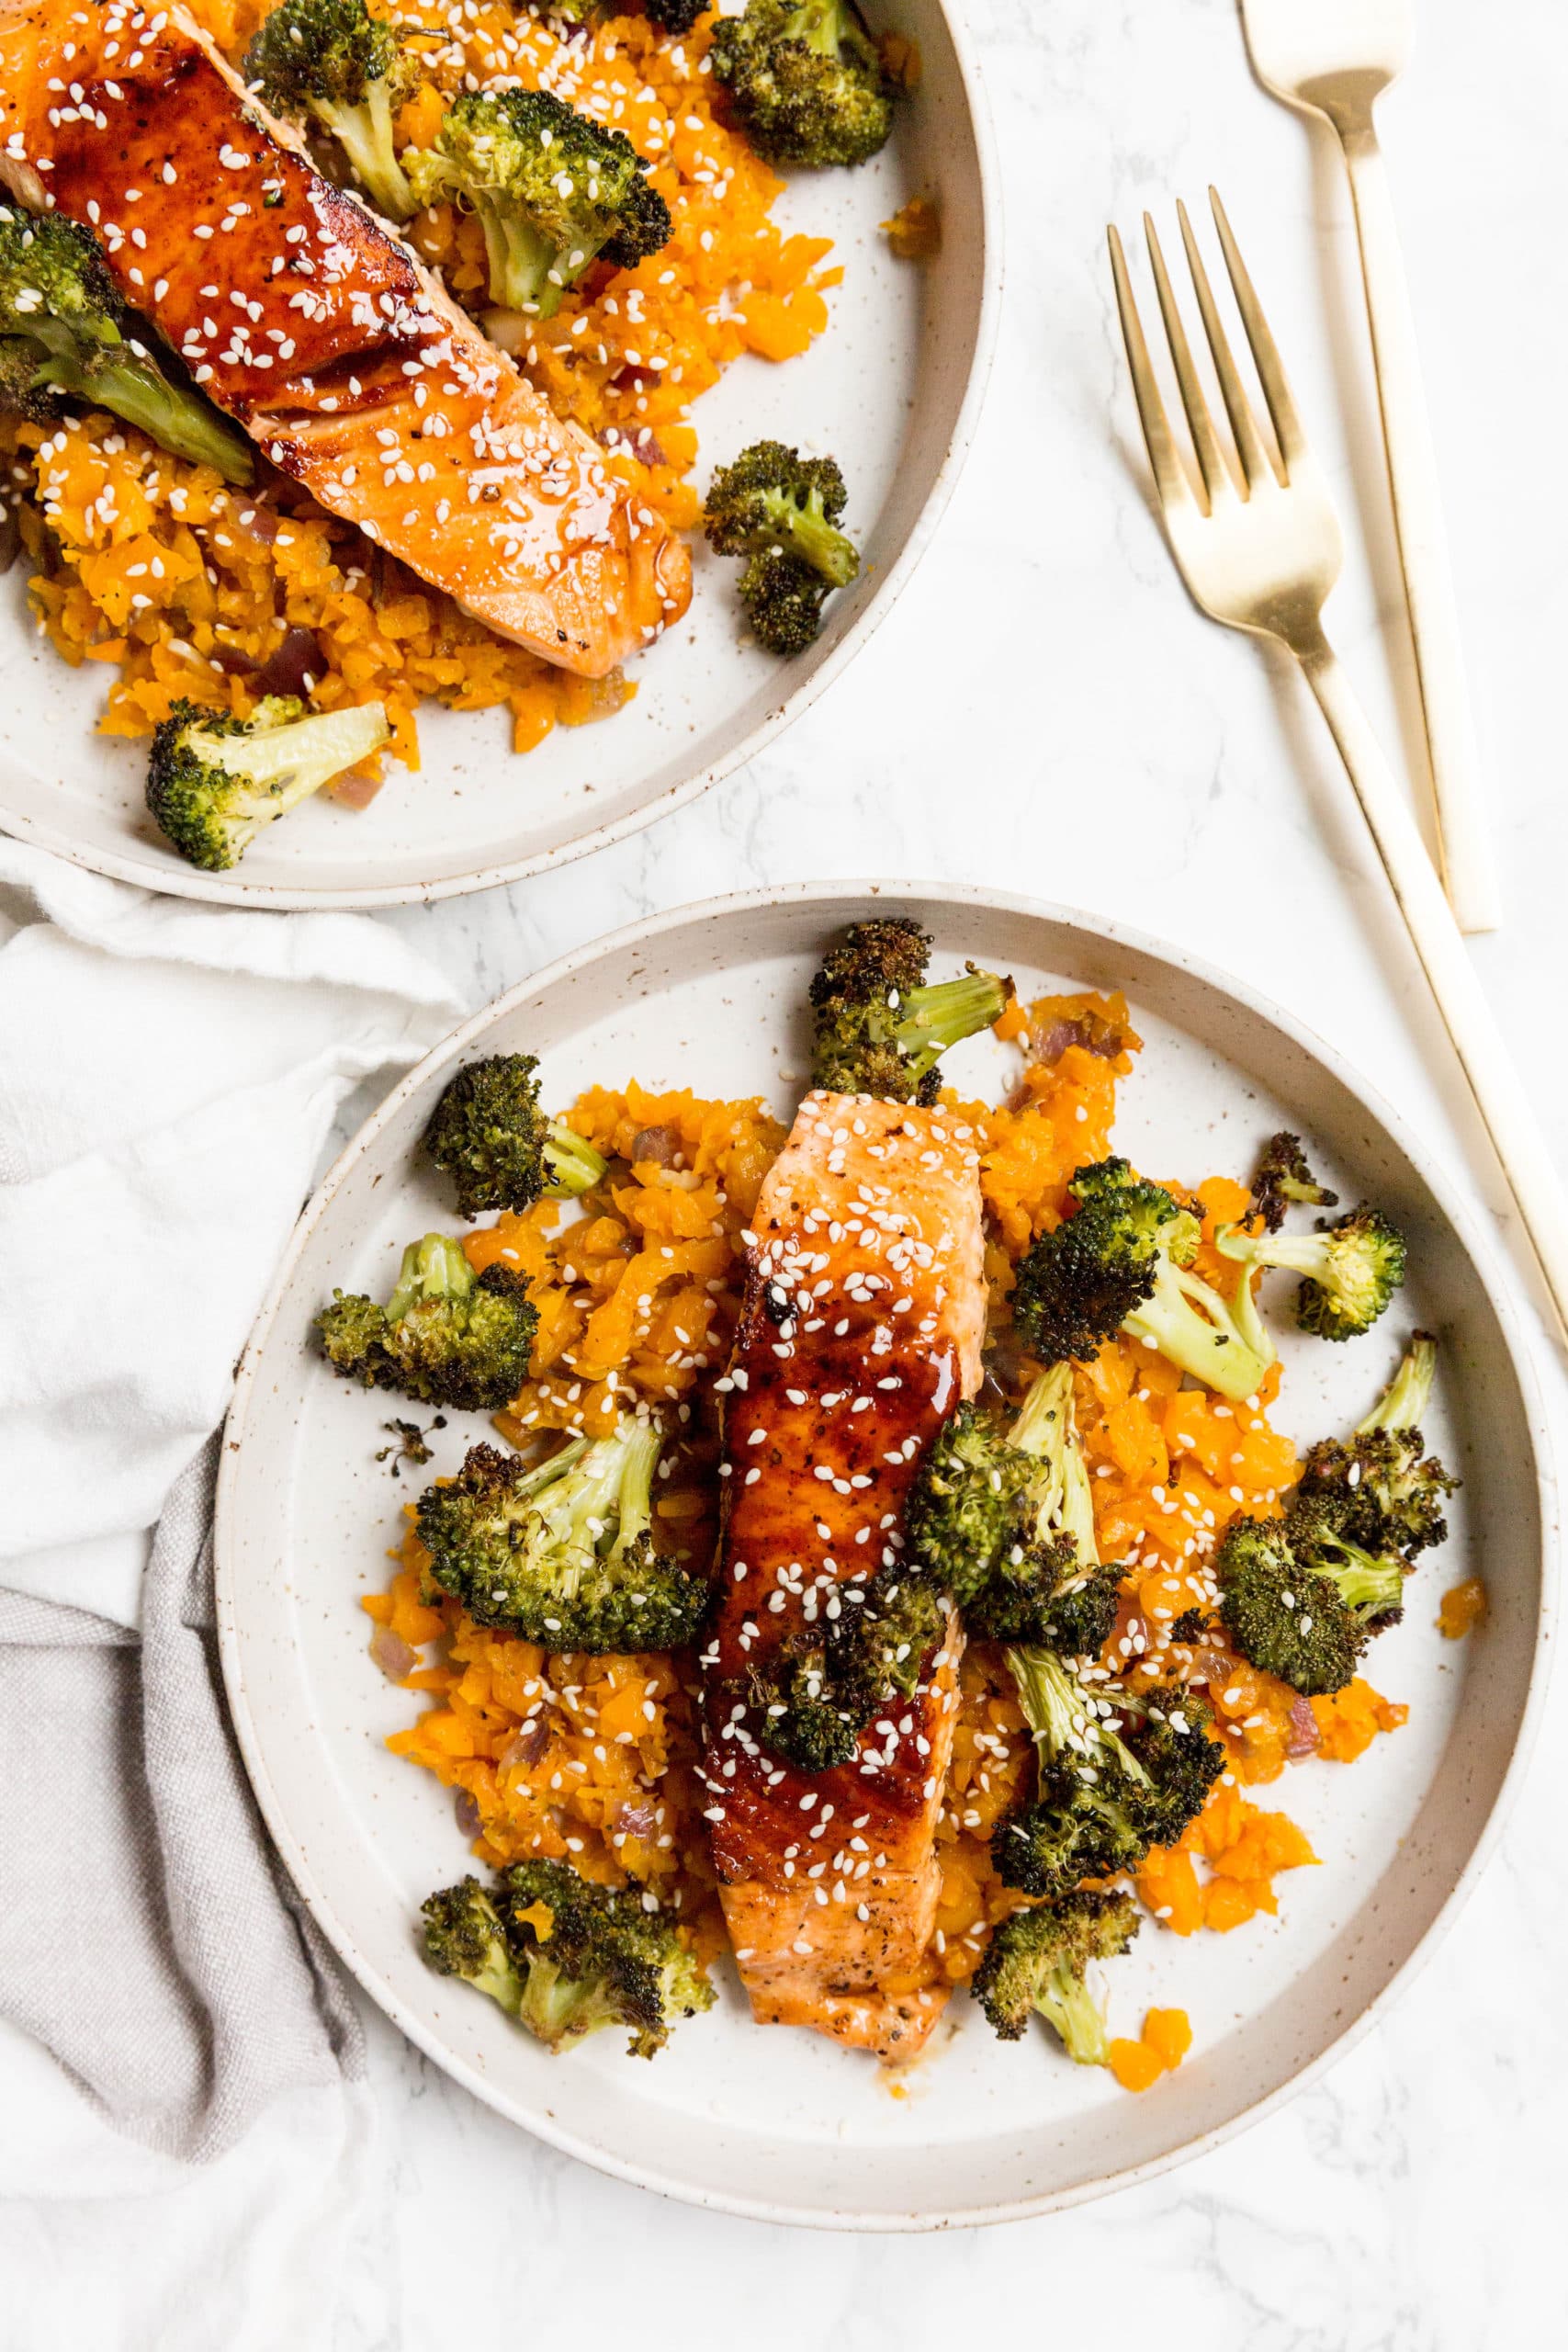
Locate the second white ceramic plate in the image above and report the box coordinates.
[0,3,998,907]
[216,884,1551,2225]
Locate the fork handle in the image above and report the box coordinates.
[1296,628,1568,1345]
[1339,122,1502,937]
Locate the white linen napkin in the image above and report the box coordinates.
[0,837,463,1623]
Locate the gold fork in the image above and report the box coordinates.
[1109,192,1568,1347]
[1239,0,1500,936]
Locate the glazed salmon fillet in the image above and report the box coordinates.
[0,0,690,674]
[702,1092,987,2061]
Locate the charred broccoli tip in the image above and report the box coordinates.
[424,1052,607,1218]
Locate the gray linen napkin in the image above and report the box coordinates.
[0,1437,363,2159]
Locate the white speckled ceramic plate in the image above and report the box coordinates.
[215,884,1553,2227]
[0,5,998,908]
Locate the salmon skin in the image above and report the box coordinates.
[0,0,691,675]
[702,1092,987,2060]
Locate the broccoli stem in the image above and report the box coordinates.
[1224,1231,1337,1283]
[387,1233,475,1320]
[90,356,252,481]
[1009,1364,1098,1565]
[32,334,252,483]
[1005,1644,1147,1798]
[188,702,389,815]
[793,0,877,70]
[1359,1332,1436,1433]
[1325,1552,1405,1620]
[314,83,415,220]
[476,198,558,315]
[1039,1962,1113,2067]
[894,969,1006,1070]
[542,1119,608,1198]
[759,484,859,587]
[608,1419,661,1556]
[1122,1258,1274,1405]
[533,1429,638,1593]
[516,1951,605,2047]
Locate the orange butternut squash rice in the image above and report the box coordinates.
[366,997,1412,2042]
[0,2,839,779]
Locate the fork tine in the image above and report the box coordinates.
[1108,225,1198,521]
[1207,187,1307,473]
[1176,198,1276,492]
[1143,213,1230,508]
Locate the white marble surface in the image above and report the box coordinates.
[21,0,1568,2339]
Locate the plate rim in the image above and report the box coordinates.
[215,876,1560,2229]
[0,7,1003,913]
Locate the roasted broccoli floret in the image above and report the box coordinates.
[1215,1204,1406,1341]
[710,0,894,168]
[1212,1513,1367,1695]
[740,1568,946,1770]
[420,1877,525,2015]
[146,694,389,870]
[1249,1131,1338,1234]
[986,1561,1122,1657]
[1012,1159,1275,1403]
[1128,1689,1227,1847]
[423,1860,714,2058]
[905,1400,1038,1603]
[424,1052,607,1218]
[726,547,826,656]
[405,87,670,321]
[317,1232,536,1410]
[703,440,861,656]
[971,1888,1140,2063]
[0,205,252,481]
[808,918,1008,1102]
[851,1571,949,1698]
[647,0,708,28]
[415,1421,707,1651]
[1285,1499,1407,1631]
[990,1651,1221,1896]
[245,0,419,220]
[1296,1331,1457,1558]
[743,1639,864,1772]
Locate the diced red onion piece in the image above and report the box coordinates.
[328,763,386,809]
[1286,1695,1321,1758]
[615,1801,657,1841]
[369,1624,417,1681]
[501,1713,554,1770]
[233,500,279,545]
[631,1125,680,1166]
[1032,1015,1126,1068]
[250,625,323,700]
